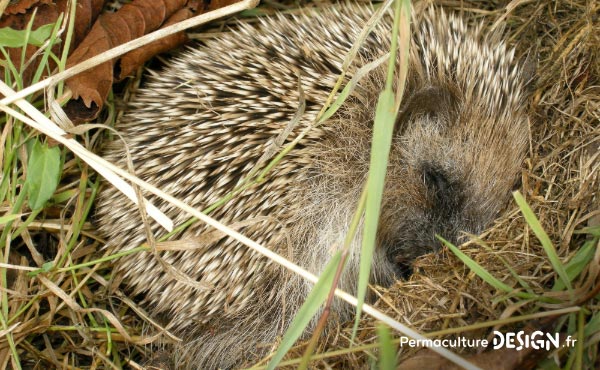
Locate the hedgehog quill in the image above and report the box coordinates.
[96,3,530,368]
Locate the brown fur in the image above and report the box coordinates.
[96,4,529,368]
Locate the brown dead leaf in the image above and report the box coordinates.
[2,0,245,122]
[64,0,243,123]
[116,7,192,80]
[64,0,189,122]
[4,0,53,15]
[0,0,104,89]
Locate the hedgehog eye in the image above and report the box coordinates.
[421,164,464,217]
[422,164,451,197]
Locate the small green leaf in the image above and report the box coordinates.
[41,261,53,272]
[266,251,342,370]
[0,24,56,47]
[26,140,61,210]
[377,324,397,370]
[29,261,54,277]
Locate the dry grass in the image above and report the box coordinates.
[0,0,598,369]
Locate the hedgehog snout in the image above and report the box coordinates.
[379,162,469,277]
[385,217,466,277]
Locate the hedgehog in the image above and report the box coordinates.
[95,3,530,368]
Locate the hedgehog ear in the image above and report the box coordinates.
[394,84,459,132]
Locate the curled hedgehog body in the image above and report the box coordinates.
[96,3,529,368]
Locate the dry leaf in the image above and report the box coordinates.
[64,0,189,122]
[64,0,243,123]
[4,0,54,15]
[116,7,192,80]
[0,0,104,88]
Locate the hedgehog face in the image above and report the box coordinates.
[365,8,530,277]
[380,149,473,276]
[376,81,528,276]
[312,72,527,279]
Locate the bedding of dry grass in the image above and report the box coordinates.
[0,0,597,369]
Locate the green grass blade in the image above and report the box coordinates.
[353,89,396,336]
[573,225,600,237]
[32,15,63,84]
[513,191,573,295]
[583,310,600,338]
[266,251,343,370]
[12,208,42,241]
[471,236,534,294]
[318,54,388,124]
[0,180,28,250]
[377,324,397,370]
[0,214,21,225]
[353,0,411,340]
[0,46,21,90]
[58,1,79,96]
[19,9,37,73]
[552,236,597,291]
[439,236,534,300]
